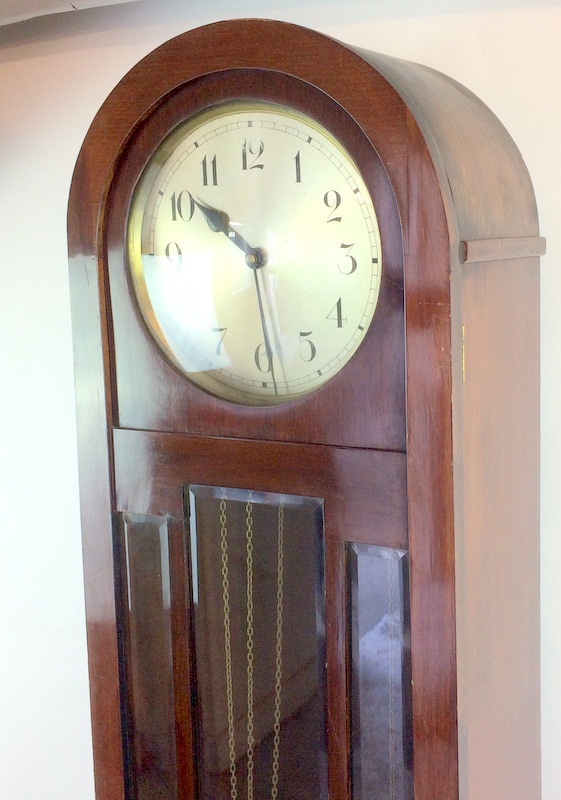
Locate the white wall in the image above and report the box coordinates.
[1,1,559,798]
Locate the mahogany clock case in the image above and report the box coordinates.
[68,17,542,800]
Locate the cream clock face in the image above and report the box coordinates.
[127,100,382,405]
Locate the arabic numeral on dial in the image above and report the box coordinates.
[254,343,272,373]
[165,242,182,263]
[326,298,347,328]
[242,138,265,170]
[299,331,317,362]
[324,190,342,223]
[212,327,227,356]
[201,155,218,186]
[294,151,302,183]
[170,190,195,222]
[339,243,357,274]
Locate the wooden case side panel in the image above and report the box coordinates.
[458,257,540,800]
[67,249,124,799]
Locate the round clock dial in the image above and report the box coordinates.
[127,100,382,405]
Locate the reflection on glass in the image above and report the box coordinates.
[122,513,178,800]
[189,486,326,800]
[348,543,413,800]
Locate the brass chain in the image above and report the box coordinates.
[245,492,255,800]
[220,489,238,800]
[219,490,285,800]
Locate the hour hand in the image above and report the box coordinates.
[192,198,229,234]
[193,198,265,268]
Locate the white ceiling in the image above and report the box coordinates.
[0,0,139,26]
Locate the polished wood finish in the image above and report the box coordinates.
[68,18,541,800]
[112,430,408,549]
[67,252,125,798]
[459,258,540,799]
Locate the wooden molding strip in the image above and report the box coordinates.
[459,236,546,264]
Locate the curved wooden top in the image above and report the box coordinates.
[356,48,540,243]
[70,18,542,260]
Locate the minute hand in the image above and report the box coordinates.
[194,198,277,392]
[193,198,265,268]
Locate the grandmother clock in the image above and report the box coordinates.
[68,19,543,800]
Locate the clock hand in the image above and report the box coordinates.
[252,268,279,396]
[193,198,266,269]
[194,197,278,394]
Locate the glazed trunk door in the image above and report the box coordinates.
[113,428,410,800]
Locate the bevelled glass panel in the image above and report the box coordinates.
[188,486,326,800]
[122,513,178,800]
[348,543,413,800]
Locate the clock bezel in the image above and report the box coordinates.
[125,95,384,407]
